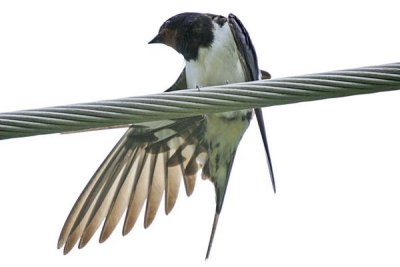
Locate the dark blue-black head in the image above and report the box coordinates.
[149,12,218,61]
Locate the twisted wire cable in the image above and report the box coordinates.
[1,63,399,140]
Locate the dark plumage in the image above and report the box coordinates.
[149,12,215,61]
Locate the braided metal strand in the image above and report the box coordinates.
[0,63,399,140]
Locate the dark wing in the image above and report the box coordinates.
[58,116,208,254]
[228,14,276,193]
[165,68,187,92]
[228,14,260,81]
[261,69,271,80]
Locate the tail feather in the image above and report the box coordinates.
[255,108,276,193]
[204,139,242,257]
[205,213,220,259]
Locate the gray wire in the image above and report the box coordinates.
[1,63,399,140]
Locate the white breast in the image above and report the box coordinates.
[185,22,246,89]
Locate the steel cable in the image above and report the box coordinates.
[1,63,399,140]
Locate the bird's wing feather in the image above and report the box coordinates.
[58,116,207,254]
[165,68,187,92]
[228,13,260,81]
[228,13,276,192]
[261,69,271,80]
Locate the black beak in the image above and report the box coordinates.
[148,34,161,44]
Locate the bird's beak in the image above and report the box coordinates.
[148,29,176,49]
[148,34,161,44]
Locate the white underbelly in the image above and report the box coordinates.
[185,21,247,89]
[185,52,246,89]
[184,21,251,120]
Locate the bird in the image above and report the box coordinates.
[57,12,275,259]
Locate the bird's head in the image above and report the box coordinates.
[149,12,215,61]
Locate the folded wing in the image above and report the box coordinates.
[228,13,276,192]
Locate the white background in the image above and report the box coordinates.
[1,0,400,266]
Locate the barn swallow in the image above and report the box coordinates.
[58,12,275,259]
